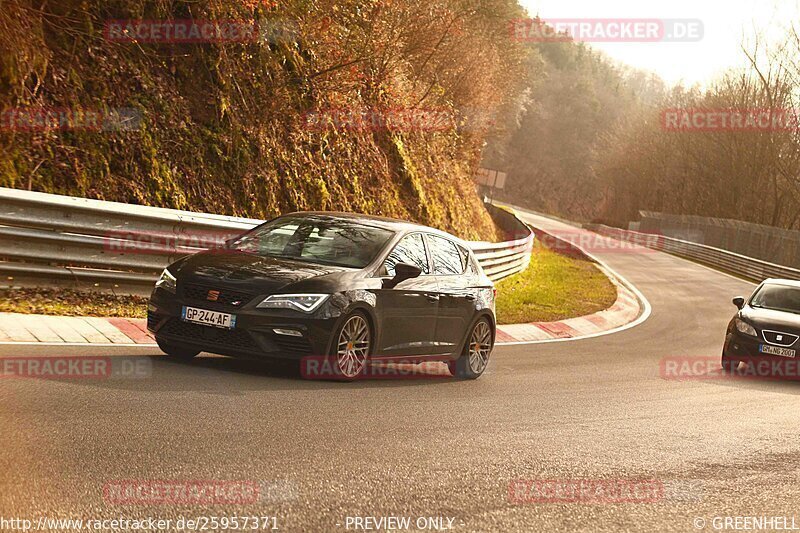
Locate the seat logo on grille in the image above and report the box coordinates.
[207,290,220,302]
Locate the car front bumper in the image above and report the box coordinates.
[723,330,798,361]
[147,287,339,360]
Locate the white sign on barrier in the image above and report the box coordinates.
[475,168,506,190]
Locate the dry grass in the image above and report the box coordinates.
[0,288,147,318]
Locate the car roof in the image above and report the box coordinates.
[762,278,800,289]
[280,211,469,244]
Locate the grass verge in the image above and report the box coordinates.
[0,288,147,318]
[495,242,618,325]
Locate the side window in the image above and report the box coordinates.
[384,233,430,276]
[428,234,465,275]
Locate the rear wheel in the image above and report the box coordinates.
[450,318,493,380]
[157,338,200,360]
[331,312,371,380]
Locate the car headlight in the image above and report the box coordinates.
[155,268,177,293]
[257,294,329,313]
[735,318,757,336]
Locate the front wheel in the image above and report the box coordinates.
[450,318,493,380]
[721,353,740,374]
[157,338,200,360]
[330,312,371,381]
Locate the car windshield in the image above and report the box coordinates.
[750,284,800,314]
[228,216,394,268]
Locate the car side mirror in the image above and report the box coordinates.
[732,296,745,309]
[383,262,422,289]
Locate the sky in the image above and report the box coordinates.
[519,0,796,87]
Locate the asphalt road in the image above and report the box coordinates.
[3,209,798,533]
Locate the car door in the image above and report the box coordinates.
[374,232,440,358]
[426,234,476,354]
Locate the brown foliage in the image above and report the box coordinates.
[0,0,529,240]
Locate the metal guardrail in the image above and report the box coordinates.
[0,188,534,290]
[585,224,800,282]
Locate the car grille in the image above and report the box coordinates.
[182,283,252,308]
[762,330,799,347]
[161,319,259,351]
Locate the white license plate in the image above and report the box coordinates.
[760,344,796,358]
[181,306,237,329]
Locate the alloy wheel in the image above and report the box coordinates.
[336,314,370,378]
[468,321,492,374]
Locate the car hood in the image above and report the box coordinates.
[741,307,800,333]
[174,250,353,293]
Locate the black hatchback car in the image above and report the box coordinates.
[147,212,496,380]
[722,278,800,373]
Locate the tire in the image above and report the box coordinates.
[721,353,740,374]
[157,338,200,360]
[449,317,493,380]
[325,311,372,381]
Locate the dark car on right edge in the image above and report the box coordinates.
[723,278,800,373]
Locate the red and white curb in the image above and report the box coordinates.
[495,263,644,345]
[0,314,153,345]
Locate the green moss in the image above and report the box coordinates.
[391,135,428,217]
